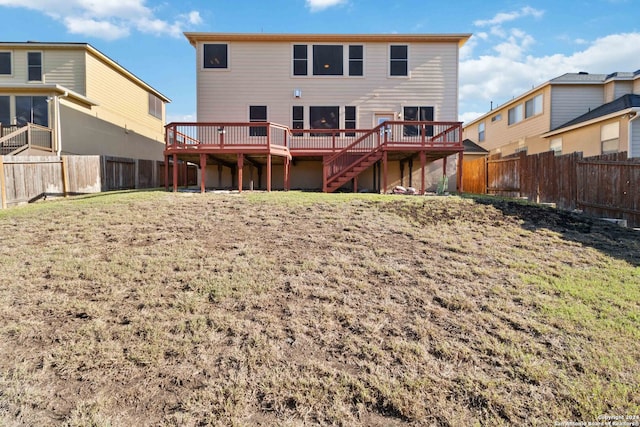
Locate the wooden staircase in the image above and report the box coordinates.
[323,123,385,193]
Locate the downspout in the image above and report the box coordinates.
[628,108,640,158]
[55,91,68,157]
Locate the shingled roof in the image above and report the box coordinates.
[463,139,489,154]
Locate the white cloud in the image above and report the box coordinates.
[0,0,201,40]
[305,0,347,12]
[459,32,640,122]
[473,6,544,27]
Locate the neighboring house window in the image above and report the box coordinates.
[310,106,339,136]
[349,45,363,76]
[15,96,48,127]
[390,45,408,76]
[403,106,433,136]
[491,113,502,122]
[203,44,228,69]
[0,96,10,126]
[601,122,619,154]
[345,106,356,136]
[515,146,527,154]
[0,52,10,75]
[478,122,485,142]
[525,94,542,118]
[293,45,307,76]
[249,105,267,136]
[292,106,304,136]
[148,93,162,120]
[27,52,42,82]
[508,104,523,125]
[550,137,562,155]
[313,45,343,76]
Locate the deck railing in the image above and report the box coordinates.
[166,122,290,151]
[0,123,53,155]
[289,129,371,152]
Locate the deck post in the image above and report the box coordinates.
[399,161,404,187]
[353,176,358,193]
[237,153,244,193]
[284,156,291,191]
[172,154,178,192]
[457,151,464,193]
[382,150,388,194]
[443,156,447,179]
[420,151,426,195]
[266,153,272,192]
[408,158,413,188]
[164,155,169,191]
[200,154,206,194]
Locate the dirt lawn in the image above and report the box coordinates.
[0,191,638,426]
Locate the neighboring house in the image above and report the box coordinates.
[166,32,470,193]
[0,42,170,160]
[463,70,640,158]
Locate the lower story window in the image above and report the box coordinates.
[249,105,267,137]
[549,137,562,156]
[0,96,10,127]
[403,106,433,137]
[310,106,338,136]
[292,106,304,136]
[601,122,619,154]
[345,106,356,137]
[16,96,48,127]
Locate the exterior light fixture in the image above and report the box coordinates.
[294,89,302,98]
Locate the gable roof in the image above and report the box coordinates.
[0,41,171,103]
[463,139,489,153]
[550,94,640,132]
[184,32,471,47]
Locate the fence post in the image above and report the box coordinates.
[0,156,6,209]
[61,156,70,197]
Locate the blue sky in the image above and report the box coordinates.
[1,0,638,124]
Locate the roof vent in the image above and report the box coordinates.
[578,71,589,75]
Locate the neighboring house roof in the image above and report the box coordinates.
[184,32,472,48]
[463,139,489,154]
[543,94,640,137]
[0,41,171,103]
[463,70,640,128]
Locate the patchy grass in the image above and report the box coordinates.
[0,191,639,426]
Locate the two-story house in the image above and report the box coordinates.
[0,42,170,160]
[165,32,470,193]
[463,70,640,158]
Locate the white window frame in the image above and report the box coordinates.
[478,122,485,142]
[27,51,43,82]
[0,51,12,76]
[389,44,409,78]
[525,94,543,119]
[601,122,620,154]
[202,42,230,71]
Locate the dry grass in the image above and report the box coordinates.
[0,190,638,426]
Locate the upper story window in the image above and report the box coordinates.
[349,45,363,76]
[403,106,434,136]
[148,93,162,120]
[491,113,502,122]
[313,45,343,76]
[293,45,308,76]
[0,52,11,75]
[478,122,485,142]
[390,45,408,76]
[508,104,523,125]
[525,94,542,118]
[203,44,228,69]
[27,52,42,81]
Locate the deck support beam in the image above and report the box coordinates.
[164,155,169,191]
[420,151,426,195]
[172,154,178,192]
[399,161,405,187]
[457,151,464,193]
[237,153,244,193]
[382,150,388,194]
[284,156,291,191]
[408,158,413,188]
[353,176,358,193]
[266,154,272,192]
[200,154,207,193]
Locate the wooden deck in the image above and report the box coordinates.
[164,121,464,193]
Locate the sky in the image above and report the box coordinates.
[1,0,639,124]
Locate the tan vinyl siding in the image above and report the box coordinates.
[549,117,629,158]
[42,50,86,94]
[550,85,604,129]
[85,52,164,142]
[196,40,460,126]
[634,78,640,95]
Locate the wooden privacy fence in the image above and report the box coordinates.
[1,155,196,209]
[462,151,640,228]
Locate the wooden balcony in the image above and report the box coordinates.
[164,121,464,193]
